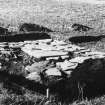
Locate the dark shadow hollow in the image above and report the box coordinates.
[69,35,105,44]
[0,71,47,95]
[55,58,105,103]
[0,32,51,42]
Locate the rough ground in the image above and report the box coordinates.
[0,0,105,33]
[0,0,105,105]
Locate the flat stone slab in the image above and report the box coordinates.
[45,67,61,76]
[22,47,68,58]
[56,60,78,70]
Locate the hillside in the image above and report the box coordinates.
[0,0,105,33]
[0,0,105,105]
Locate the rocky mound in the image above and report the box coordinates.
[19,23,53,32]
[0,39,105,102]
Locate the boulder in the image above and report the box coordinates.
[26,72,41,83]
[45,68,61,76]
[19,23,53,32]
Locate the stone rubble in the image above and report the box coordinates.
[21,39,105,77]
[0,39,105,79]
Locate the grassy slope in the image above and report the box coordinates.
[0,0,105,105]
[0,0,105,31]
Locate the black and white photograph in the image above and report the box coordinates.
[0,0,105,105]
